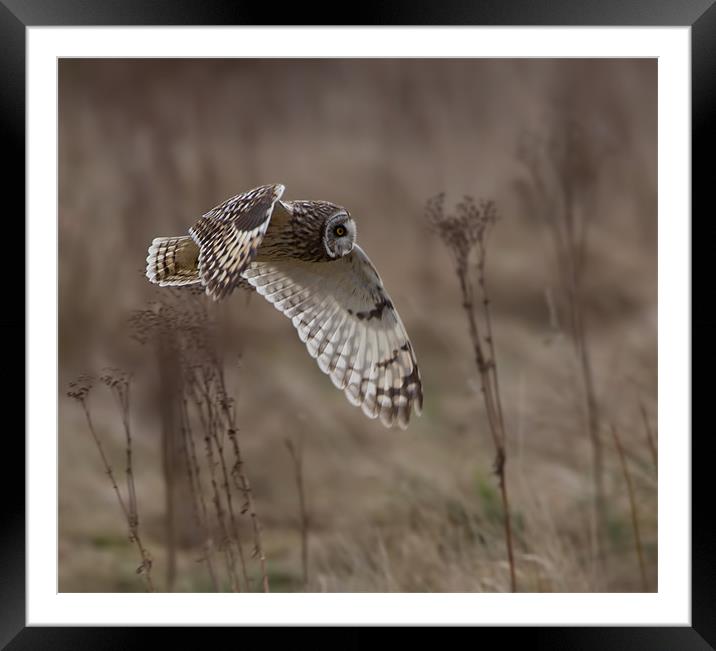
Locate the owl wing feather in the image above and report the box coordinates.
[241,244,423,429]
[189,183,285,301]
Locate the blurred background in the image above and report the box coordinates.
[59,58,657,593]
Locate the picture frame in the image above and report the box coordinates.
[7,0,707,644]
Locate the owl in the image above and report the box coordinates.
[145,183,422,429]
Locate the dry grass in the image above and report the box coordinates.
[285,437,310,589]
[517,118,610,565]
[68,290,270,592]
[67,373,155,591]
[58,58,657,593]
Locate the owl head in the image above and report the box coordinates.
[323,210,357,258]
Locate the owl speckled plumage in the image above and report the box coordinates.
[146,184,423,429]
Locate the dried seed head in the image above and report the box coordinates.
[67,374,94,401]
[425,193,498,273]
[100,367,132,390]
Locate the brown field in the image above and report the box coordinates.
[59,58,657,593]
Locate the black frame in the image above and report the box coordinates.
[5,0,708,646]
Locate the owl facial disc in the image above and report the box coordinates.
[323,212,356,259]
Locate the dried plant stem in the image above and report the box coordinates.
[210,368,253,590]
[427,195,517,592]
[192,385,242,592]
[77,400,129,522]
[212,362,270,594]
[226,424,270,593]
[517,126,606,566]
[113,386,138,534]
[458,270,517,593]
[475,241,516,592]
[285,438,310,589]
[570,275,606,563]
[639,401,658,472]
[106,380,155,592]
[179,395,220,591]
[128,289,270,593]
[201,374,250,591]
[477,239,506,438]
[548,174,605,564]
[71,385,154,592]
[157,337,180,592]
[213,427,250,590]
[611,425,648,591]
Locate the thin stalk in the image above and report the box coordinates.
[106,379,155,592]
[196,368,250,590]
[611,425,648,591]
[77,400,129,520]
[226,425,270,593]
[639,401,658,472]
[190,377,241,592]
[458,267,517,593]
[72,386,154,592]
[213,364,270,594]
[179,393,220,591]
[285,438,309,589]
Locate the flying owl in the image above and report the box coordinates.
[145,183,423,429]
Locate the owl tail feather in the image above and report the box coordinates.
[146,235,201,286]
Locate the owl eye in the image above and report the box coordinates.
[334,225,347,237]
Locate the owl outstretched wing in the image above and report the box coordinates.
[241,244,423,429]
[189,183,285,301]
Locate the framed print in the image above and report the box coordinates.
[6,0,709,646]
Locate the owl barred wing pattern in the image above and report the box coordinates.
[189,183,285,301]
[241,244,423,429]
[146,183,423,428]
